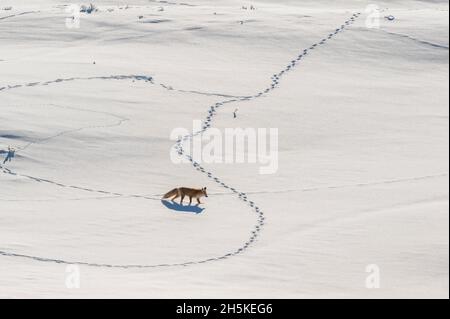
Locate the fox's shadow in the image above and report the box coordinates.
[161,200,205,214]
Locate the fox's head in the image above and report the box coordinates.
[202,187,208,197]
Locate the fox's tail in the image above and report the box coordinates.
[162,188,178,199]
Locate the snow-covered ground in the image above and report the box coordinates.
[0,0,448,298]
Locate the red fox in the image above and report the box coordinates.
[162,187,208,205]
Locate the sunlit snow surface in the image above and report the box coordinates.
[0,0,448,298]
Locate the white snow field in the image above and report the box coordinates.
[0,0,448,298]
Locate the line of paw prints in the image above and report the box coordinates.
[174,12,361,262]
[0,13,361,269]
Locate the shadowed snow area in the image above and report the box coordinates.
[0,0,448,298]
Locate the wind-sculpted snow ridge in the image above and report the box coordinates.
[0,11,40,21]
[210,173,449,196]
[0,164,164,201]
[360,27,450,50]
[13,103,130,153]
[379,29,449,50]
[0,13,362,268]
[0,75,245,99]
[149,0,197,7]
[0,75,152,92]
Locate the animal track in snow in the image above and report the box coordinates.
[0,13,363,268]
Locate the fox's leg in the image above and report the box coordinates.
[189,196,192,205]
[170,189,180,201]
[180,195,185,204]
[197,198,202,204]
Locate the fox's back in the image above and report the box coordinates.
[179,187,203,196]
